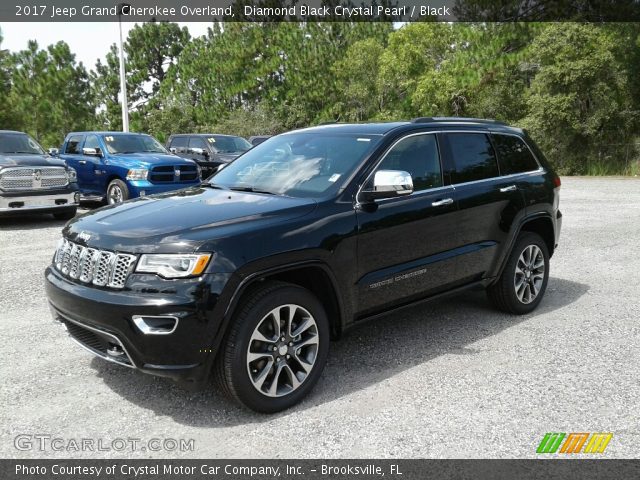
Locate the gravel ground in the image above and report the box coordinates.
[0,177,639,459]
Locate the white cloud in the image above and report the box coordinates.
[0,22,211,69]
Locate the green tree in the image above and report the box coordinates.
[522,23,637,174]
[91,44,123,131]
[8,40,93,146]
[0,28,14,128]
[331,37,386,121]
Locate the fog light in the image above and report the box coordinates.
[139,190,146,196]
[106,343,124,357]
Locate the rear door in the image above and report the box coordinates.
[355,132,459,315]
[442,131,526,282]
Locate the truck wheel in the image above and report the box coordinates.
[487,232,550,314]
[215,281,330,413]
[106,179,129,205]
[53,207,77,221]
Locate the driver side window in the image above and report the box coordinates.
[370,134,443,192]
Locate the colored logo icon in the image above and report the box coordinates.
[537,433,613,454]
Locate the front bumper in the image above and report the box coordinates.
[127,180,201,199]
[0,189,79,213]
[45,266,233,382]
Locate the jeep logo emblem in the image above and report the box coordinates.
[77,231,91,243]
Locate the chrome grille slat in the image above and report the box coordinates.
[0,166,69,191]
[53,239,136,290]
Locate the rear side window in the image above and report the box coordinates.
[169,136,188,148]
[65,135,84,154]
[492,134,539,175]
[446,133,498,184]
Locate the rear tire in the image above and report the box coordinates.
[106,179,129,205]
[487,232,550,314]
[53,208,77,221]
[215,281,330,413]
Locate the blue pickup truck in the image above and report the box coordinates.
[58,132,201,204]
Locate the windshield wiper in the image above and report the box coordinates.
[201,182,227,190]
[229,185,277,195]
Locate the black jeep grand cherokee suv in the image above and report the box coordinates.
[45,118,561,412]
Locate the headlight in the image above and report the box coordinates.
[126,169,148,180]
[136,253,212,278]
[67,168,77,182]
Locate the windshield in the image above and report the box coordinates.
[210,132,381,198]
[0,133,46,155]
[207,136,252,153]
[102,134,168,154]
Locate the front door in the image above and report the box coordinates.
[355,132,459,315]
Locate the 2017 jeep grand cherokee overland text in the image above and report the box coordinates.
[45,118,562,412]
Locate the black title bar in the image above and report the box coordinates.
[3,0,640,22]
[2,459,640,480]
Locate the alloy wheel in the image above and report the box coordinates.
[108,185,123,204]
[246,304,319,397]
[514,244,545,304]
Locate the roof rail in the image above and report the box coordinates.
[411,117,507,125]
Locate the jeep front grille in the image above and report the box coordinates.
[0,166,68,191]
[54,239,137,289]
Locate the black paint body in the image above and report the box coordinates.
[45,120,562,383]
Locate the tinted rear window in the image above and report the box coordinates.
[446,133,499,183]
[492,134,539,175]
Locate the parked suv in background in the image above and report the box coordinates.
[167,134,252,178]
[58,132,201,204]
[45,118,561,412]
[0,130,79,219]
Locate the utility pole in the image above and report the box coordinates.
[117,3,130,132]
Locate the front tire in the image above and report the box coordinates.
[106,179,129,205]
[215,282,330,413]
[487,232,550,314]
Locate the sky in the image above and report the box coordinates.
[0,22,212,69]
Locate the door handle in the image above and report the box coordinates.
[78,160,87,165]
[431,198,454,207]
[500,185,517,193]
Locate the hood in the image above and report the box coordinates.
[107,152,196,168]
[0,153,67,168]
[63,186,317,253]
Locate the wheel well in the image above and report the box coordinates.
[239,266,343,339]
[520,217,555,256]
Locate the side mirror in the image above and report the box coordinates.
[48,148,59,156]
[82,147,102,157]
[361,170,413,201]
[169,147,177,154]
